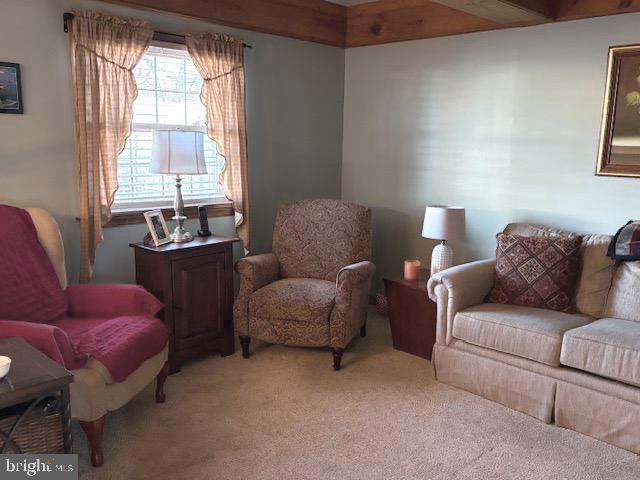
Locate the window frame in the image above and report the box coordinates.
[107,38,232,227]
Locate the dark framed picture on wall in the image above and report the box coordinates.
[0,62,23,114]
[597,45,640,178]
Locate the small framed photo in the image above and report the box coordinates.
[144,210,172,247]
[0,62,23,114]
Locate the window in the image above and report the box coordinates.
[113,44,226,211]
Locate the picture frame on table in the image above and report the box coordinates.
[0,62,24,114]
[144,210,172,247]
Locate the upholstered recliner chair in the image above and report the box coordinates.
[0,206,169,467]
[233,199,375,370]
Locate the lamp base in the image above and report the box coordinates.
[431,241,453,276]
[171,214,193,243]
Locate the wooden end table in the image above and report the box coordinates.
[130,235,240,374]
[383,270,437,360]
[0,337,73,454]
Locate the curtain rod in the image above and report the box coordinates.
[62,12,252,48]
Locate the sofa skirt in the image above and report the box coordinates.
[434,344,556,423]
[434,342,640,454]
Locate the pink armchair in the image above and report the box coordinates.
[233,199,375,370]
[0,206,169,467]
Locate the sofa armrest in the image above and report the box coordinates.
[330,261,376,349]
[233,253,280,335]
[0,320,86,369]
[66,284,163,318]
[427,259,495,345]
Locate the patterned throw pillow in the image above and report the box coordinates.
[487,234,583,313]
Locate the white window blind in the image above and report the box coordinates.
[114,44,225,210]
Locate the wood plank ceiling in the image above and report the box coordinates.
[99,0,640,48]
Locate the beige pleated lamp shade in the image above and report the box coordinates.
[422,206,465,240]
[150,130,207,175]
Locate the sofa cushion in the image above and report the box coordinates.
[561,318,640,387]
[453,303,592,366]
[503,223,615,317]
[603,261,640,322]
[249,278,335,324]
[487,234,583,313]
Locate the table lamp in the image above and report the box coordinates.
[422,205,465,275]
[150,129,207,243]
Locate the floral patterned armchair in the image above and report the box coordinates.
[233,199,375,370]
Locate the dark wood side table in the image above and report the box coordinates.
[383,270,437,360]
[130,236,239,373]
[0,337,73,454]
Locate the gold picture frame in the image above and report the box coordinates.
[597,44,640,178]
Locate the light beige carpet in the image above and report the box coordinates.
[76,309,640,479]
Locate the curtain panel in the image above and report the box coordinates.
[185,33,250,251]
[69,9,152,282]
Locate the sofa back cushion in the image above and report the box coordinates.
[503,223,615,318]
[272,199,371,281]
[603,261,640,322]
[488,234,583,313]
[0,205,68,323]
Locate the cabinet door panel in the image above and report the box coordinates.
[172,254,225,340]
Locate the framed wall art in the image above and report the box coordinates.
[597,45,640,177]
[0,62,23,114]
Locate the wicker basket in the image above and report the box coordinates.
[0,402,64,454]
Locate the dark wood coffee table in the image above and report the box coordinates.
[384,270,437,360]
[0,337,73,453]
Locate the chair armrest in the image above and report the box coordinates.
[335,261,376,295]
[66,284,163,318]
[330,261,376,348]
[0,320,86,369]
[235,253,280,292]
[427,259,495,345]
[233,253,280,335]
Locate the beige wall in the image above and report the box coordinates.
[343,14,640,289]
[0,0,344,283]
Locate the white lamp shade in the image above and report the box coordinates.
[422,205,465,240]
[150,130,207,175]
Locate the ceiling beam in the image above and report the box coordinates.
[97,0,347,47]
[430,0,551,25]
[553,0,640,21]
[96,0,640,49]
[346,0,504,47]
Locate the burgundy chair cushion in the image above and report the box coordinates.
[54,315,168,382]
[0,205,67,323]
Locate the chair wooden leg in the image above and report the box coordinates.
[332,348,344,371]
[79,416,105,467]
[239,336,251,358]
[360,322,367,337]
[156,361,169,403]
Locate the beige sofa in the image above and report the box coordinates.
[427,222,640,454]
[26,208,169,466]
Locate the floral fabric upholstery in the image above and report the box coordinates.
[250,279,336,325]
[272,199,371,281]
[233,253,280,336]
[233,199,375,349]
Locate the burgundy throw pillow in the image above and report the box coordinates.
[487,234,583,313]
[0,205,68,323]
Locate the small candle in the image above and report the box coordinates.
[404,259,421,281]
